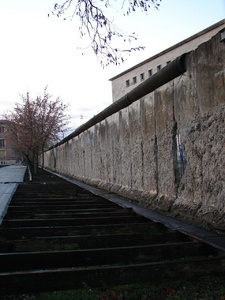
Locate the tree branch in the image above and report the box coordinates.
[51,0,161,67]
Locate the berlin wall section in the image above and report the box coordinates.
[42,31,225,230]
[172,32,225,229]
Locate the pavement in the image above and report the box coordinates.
[0,165,27,224]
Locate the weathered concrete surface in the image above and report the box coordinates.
[171,32,225,229]
[42,31,225,231]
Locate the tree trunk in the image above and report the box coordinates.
[41,146,45,169]
[33,150,38,175]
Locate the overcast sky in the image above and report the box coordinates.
[0,0,224,133]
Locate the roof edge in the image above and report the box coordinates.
[109,18,225,81]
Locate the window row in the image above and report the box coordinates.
[125,61,171,88]
[0,139,6,148]
[0,126,5,133]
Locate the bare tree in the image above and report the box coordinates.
[4,87,70,173]
[50,0,161,67]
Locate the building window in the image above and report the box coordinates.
[0,139,6,148]
[157,65,161,72]
[133,76,137,84]
[126,79,130,87]
[148,69,152,77]
[0,127,5,133]
[140,73,144,81]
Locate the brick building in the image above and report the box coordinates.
[0,120,18,165]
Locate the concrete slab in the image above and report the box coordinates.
[0,165,27,224]
[0,165,27,183]
[0,183,18,224]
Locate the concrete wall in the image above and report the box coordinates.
[42,31,225,231]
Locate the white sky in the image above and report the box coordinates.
[0,0,224,133]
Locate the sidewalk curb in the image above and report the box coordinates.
[0,183,18,225]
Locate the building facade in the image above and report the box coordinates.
[110,19,225,102]
[0,120,18,165]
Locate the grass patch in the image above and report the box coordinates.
[4,275,225,300]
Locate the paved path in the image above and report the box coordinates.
[0,165,27,224]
